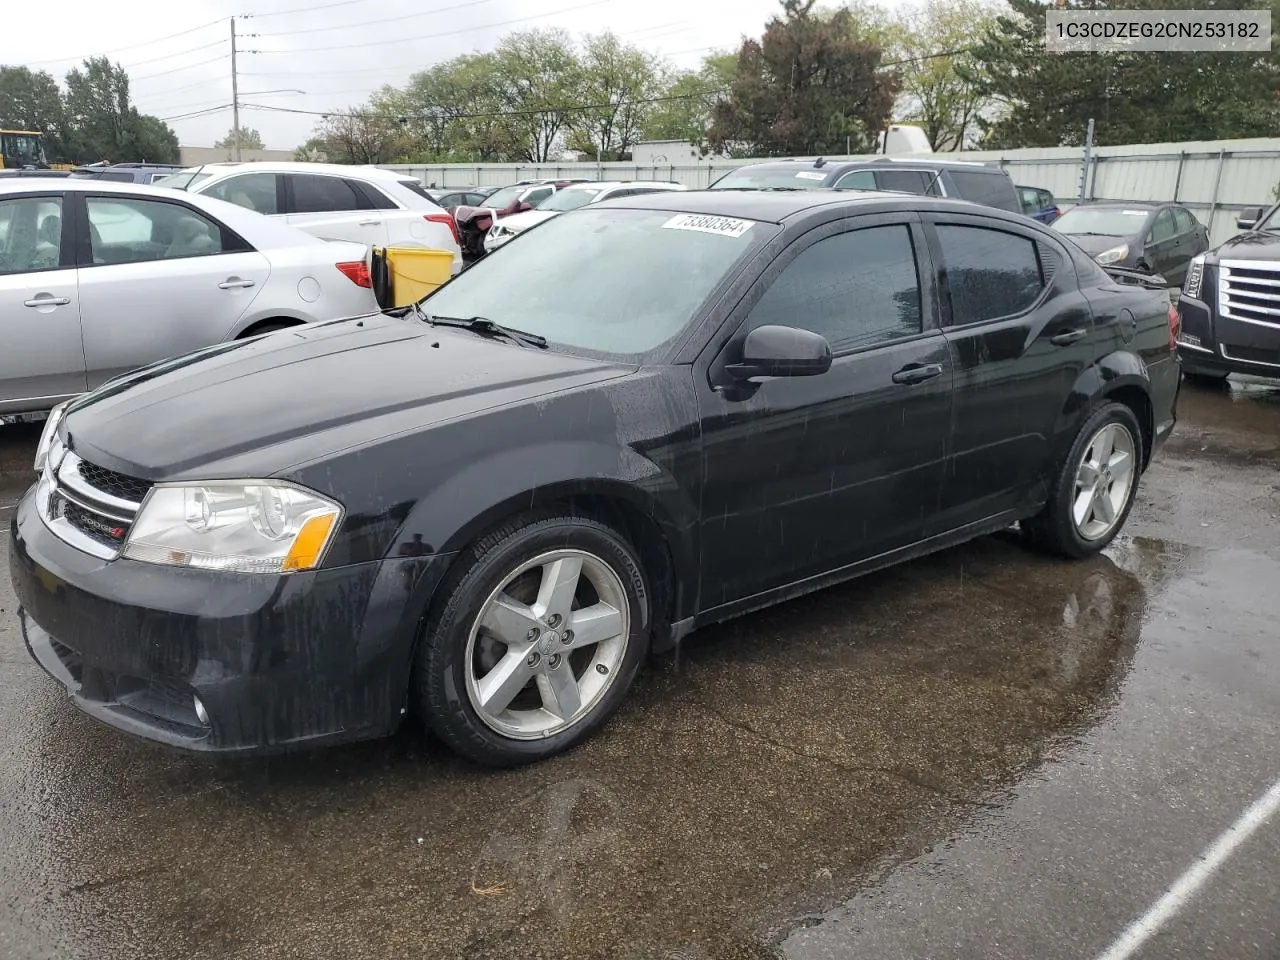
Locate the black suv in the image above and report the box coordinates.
[710,157,1022,214]
[1177,203,1280,381]
[11,189,1179,766]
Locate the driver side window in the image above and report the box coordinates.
[524,187,554,206]
[745,225,923,353]
[0,196,63,275]
[1149,209,1177,243]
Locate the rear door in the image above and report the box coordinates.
[283,173,389,248]
[924,213,1097,532]
[0,192,85,409]
[75,193,271,387]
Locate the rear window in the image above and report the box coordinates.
[947,169,1020,212]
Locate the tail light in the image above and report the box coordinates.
[426,212,461,247]
[1167,301,1180,350]
[336,260,372,288]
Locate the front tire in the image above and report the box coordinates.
[414,514,650,766]
[1023,402,1143,558]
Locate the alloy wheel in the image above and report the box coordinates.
[1072,422,1137,541]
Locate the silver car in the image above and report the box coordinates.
[0,179,378,416]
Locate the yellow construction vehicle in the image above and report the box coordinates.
[0,130,75,170]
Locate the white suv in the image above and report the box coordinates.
[157,162,462,274]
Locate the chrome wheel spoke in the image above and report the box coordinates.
[1076,461,1100,488]
[1094,425,1116,465]
[538,660,582,721]
[1108,450,1133,486]
[1073,488,1096,527]
[535,557,582,622]
[476,648,536,715]
[481,594,541,646]
[566,602,624,649]
[1094,486,1117,523]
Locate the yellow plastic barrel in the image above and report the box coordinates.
[382,247,453,307]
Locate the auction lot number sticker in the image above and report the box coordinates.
[663,214,754,238]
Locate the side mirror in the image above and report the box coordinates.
[1238,206,1264,230]
[726,325,832,381]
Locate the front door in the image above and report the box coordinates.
[76,193,271,387]
[924,214,1098,532]
[0,193,86,410]
[1144,207,1180,279]
[697,216,953,610]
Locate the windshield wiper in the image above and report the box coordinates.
[410,303,547,348]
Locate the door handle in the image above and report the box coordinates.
[358,219,380,226]
[218,279,256,290]
[1050,328,1088,346]
[24,296,71,307]
[891,363,944,385]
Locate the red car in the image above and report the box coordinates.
[454,179,590,259]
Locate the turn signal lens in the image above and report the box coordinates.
[282,513,338,572]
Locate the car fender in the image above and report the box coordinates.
[1052,349,1152,463]
[394,438,700,624]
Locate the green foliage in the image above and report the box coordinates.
[968,0,1280,147]
[1,58,180,164]
[707,0,901,157]
[642,54,738,149]
[214,126,264,151]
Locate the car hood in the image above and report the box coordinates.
[62,314,630,481]
[499,210,558,232]
[1208,230,1280,261]
[1058,233,1132,256]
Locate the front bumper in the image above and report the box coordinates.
[10,487,452,754]
[1178,295,1280,378]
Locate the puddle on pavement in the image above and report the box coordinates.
[10,533,1184,960]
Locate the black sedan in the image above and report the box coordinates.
[10,191,1181,766]
[1052,201,1210,285]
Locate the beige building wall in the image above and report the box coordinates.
[179,146,296,165]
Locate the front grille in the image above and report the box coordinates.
[1220,344,1280,368]
[1219,262,1280,328]
[75,459,153,503]
[62,498,129,548]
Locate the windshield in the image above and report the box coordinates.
[154,170,213,191]
[711,166,828,189]
[484,185,525,208]
[421,208,763,360]
[1053,207,1150,236]
[537,187,601,212]
[2,133,47,167]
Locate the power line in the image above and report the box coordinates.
[243,0,366,18]
[121,38,228,70]
[254,0,494,38]
[21,17,225,67]
[132,54,231,83]
[249,0,610,54]
[159,104,233,122]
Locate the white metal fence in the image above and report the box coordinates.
[381,136,1280,247]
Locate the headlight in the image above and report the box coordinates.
[1095,244,1130,265]
[1184,254,1205,300]
[33,400,71,473]
[122,481,342,574]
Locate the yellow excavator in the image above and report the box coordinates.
[0,130,76,171]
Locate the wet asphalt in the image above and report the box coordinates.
[1,379,1278,960]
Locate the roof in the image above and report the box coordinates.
[0,178,203,196]
[599,188,988,223]
[560,180,685,191]
[736,157,997,173]
[171,161,418,181]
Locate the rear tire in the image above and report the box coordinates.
[413,513,650,767]
[1023,402,1144,558]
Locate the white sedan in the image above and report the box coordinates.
[483,181,687,253]
[0,178,378,416]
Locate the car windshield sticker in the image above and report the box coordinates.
[1122,210,1148,216]
[795,171,827,180]
[662,214,754,238]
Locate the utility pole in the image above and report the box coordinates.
[230,18,241,161]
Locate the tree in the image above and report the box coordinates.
[969,0,1280,147]
[889,0,999,151]
[0,66,66,159]
[707,0,901,157]
[642,53,738,148]
[491,29,582,162]
[313,105,405,164]
[566,33,663,160]
[61,57,179,163]
[214,126,264,151]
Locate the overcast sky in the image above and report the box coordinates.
[0,0,911,151]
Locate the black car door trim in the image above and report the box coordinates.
[920,212,1063,330]
[697,212,942,386]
